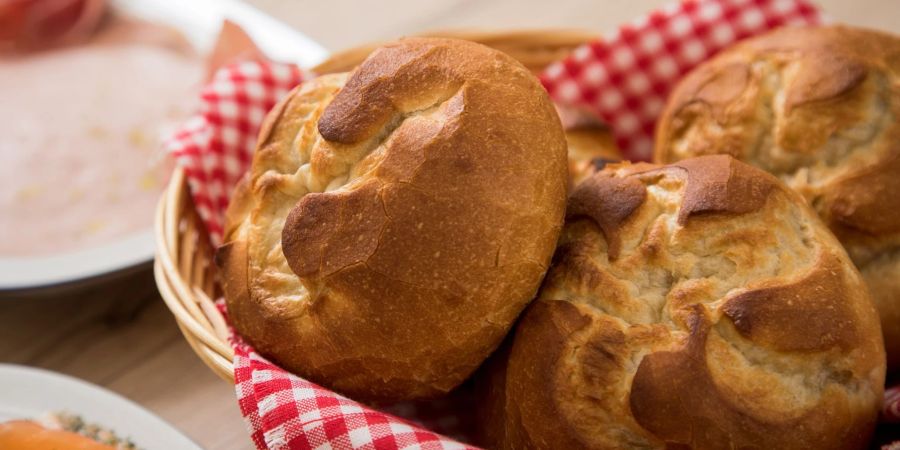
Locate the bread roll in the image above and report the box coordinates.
[654,25,900,370]
[484,155,885,449]
[216,37,568,402]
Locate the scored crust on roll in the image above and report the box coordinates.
[217,37,568,402]
[485,155,885,449]
[654,25,900,370]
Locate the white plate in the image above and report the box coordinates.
[0,0,328,292]
[0,364,202,449]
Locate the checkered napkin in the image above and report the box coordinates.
[163,0,900,449]
[540,0,825,161]
[232,336,474,450]
[166,60,305,246]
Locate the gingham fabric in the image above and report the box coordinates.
[233,335,474,450]
[539,0,825,161]
[163,1,900,448]
[165,59,306,246]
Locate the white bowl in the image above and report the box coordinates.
[0,0,327,293]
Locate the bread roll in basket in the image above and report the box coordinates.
[153,29,600,385]
[483,156,885,449]
[216,37,569,402]
[655,25,900,371]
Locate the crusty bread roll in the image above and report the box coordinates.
[216,37,568,402]
[484,155,885,449]
[654,25,900,370]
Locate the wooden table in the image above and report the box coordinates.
[1,1,896,449]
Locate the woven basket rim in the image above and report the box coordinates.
[154,28,598,383]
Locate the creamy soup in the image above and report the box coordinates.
[0,16,201,256]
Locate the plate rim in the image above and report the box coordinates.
[0,364,203,450]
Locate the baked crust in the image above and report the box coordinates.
[654,25,900,369]
[486,156,885,449]
[217,37,568,402]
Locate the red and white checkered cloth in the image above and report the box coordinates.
[233,334,474,450]
[166,60,306,245]
[163,0,900,449]
[540,0,825,161]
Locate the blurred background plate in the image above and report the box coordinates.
[0,0,327,294]
[0,364,202,449]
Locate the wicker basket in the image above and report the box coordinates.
[154,29,599,383]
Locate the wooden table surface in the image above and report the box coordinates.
[1,1,896,449]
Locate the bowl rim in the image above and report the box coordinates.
[0,231,156,292]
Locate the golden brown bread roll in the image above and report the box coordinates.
[484,155,885,449]
[216,37,568,402]
[654,25,900,370]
